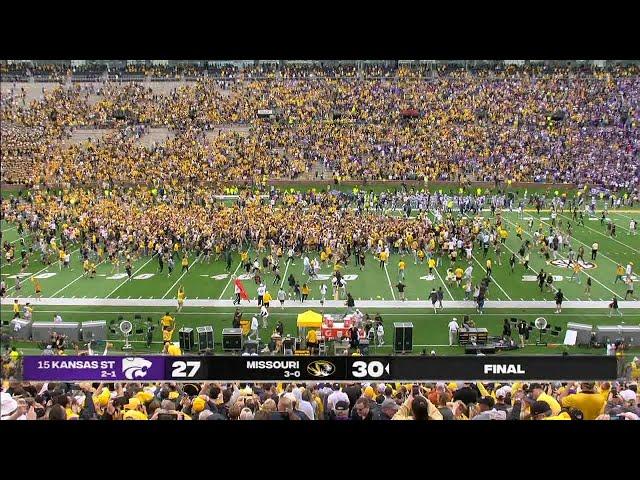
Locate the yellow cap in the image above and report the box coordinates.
[192,397,206,413]
[363,386,375,399]
[123,410,148,420]
[124,397,141,410]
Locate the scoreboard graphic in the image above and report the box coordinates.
[22,355,617,381]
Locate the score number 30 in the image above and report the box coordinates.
[171,361,201,378]
[351,361,390,378]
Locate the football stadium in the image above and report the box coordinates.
[1,59,639,421]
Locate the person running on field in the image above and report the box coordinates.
[429,288,438,313]
[609,296,622,317]
[177,285,186,312]
[624,276,635,300]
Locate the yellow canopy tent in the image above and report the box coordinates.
[297,310,323,328]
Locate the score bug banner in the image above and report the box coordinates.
[21,355,616,382]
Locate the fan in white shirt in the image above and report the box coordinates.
[376,323,385,346]
[326,388,350,412]
[260,305,269,328]
[249,316,259,340]
[448,318,460,346]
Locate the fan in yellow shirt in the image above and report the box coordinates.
[165,342,181,356]
[454,267,464,286]
[161,312,175,330]
[177,285,186,312]
[559,383,606,420]
[428,257,436,274]
[379,251,389,267]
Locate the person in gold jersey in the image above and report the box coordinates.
[177,285,186,312]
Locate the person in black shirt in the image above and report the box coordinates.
[509,253,516,273]
[537,269,545,292]
[429,288,438,313]
[232,308,242,329]
[346,292,355,311]
[609,296,622,317]
[286,273,296,296]
[396,281,406,301]
[517,320,528,348]
[348,324,360,350]
[125,259,132,282]
[502,318,512,339]
[555,289,564,313]
[437,287,444,308]
[359,251,366,270]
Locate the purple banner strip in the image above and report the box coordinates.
[22,356,166,381]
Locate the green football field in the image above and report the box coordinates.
[1,207,639,357]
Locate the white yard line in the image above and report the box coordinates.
[2,226,16,233]
[10,234,32,244]
[500,238,563,297]
[219,261,242,300]
[106,254,156,299]
[471,253,513,300]
[612,211,636,221]
[6,248,80,293]
[432,263,454,301]
[280,255,291,289]
[503,217,621,299]
[2,297,639,309]
[382,262,397,301]
[161,253,202,299]
[535,217,619,267]
[51,259,106,297]
[559,213,639,254]
[424,210,454,301]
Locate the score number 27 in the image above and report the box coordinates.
[171,361,201,378]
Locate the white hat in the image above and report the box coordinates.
[452,317,457,321]
[619,390,637,403]
[1,392,17,418]
[496,386,512,398]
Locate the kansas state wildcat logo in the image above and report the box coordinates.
[549,259,596,270]
[122,357,153,379]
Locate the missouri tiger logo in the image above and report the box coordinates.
[307,360,336,378]
[549,259,596,270]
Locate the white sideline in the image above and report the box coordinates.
[2,297,639,309]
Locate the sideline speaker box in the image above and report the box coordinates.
[197,326,214,351]
[81,321,107,342]
[222,328,243,351]
[393,322,413,353]
[179,327,194,351]
[9,319,33,340]
[32,322,80,342]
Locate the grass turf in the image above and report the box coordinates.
[2,205,638,358]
